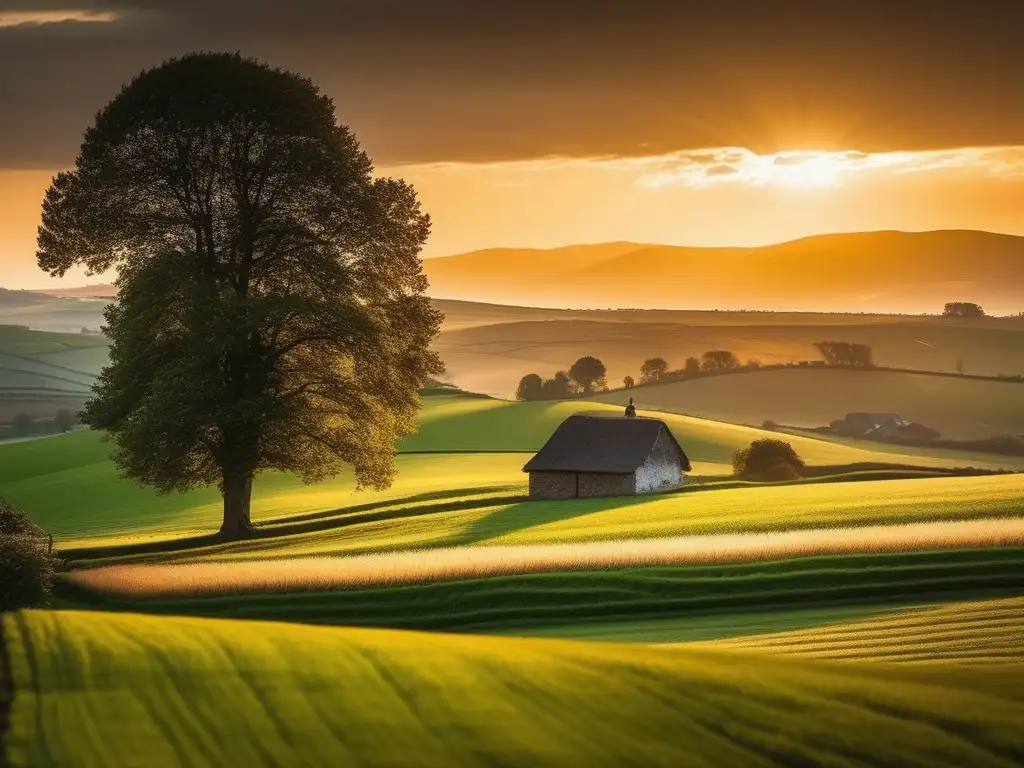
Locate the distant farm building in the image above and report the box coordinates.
[843,412,911,438]
[523,412,691,500]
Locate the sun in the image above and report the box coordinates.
[763,152,848,188]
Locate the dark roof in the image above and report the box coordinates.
[523,415,691,474]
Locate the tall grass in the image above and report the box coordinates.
[68,516,1024,598]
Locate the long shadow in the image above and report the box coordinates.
[458,494,663,545]
[61,487,527,563]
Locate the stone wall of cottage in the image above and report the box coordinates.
[528,471,578,499]
[577,472,635,498]
[635,428,684,494]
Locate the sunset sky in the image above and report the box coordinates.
[3,0,1024,288]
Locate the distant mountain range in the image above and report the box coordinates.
[31,284,117,299]
[421,230,1024,314]
[21,230,1024,314]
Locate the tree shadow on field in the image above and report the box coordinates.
[460,494,660,545]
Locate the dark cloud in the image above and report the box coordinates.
[4,0,1024,168]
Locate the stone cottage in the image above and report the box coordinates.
[523,412,691,500]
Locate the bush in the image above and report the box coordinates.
[0,498,57,611]
[761,419,778,431]
[733,439,805,481]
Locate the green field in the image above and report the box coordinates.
[590,368,1024,440]
[53,549,1024,633]
[3,396,1022,554]
[3,609,1024,767]
[0,325,107,425]
[700,596,1024,664]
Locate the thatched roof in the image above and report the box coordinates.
[523,415,691,474]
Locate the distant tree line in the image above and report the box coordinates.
[516,356,608,401]
[812,341,874,367]
[943,302,986,318]
[5,409,78,438]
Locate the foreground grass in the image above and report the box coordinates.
[699,596,1024,664]
[54,549,1024,633]
[4,610,1024,768]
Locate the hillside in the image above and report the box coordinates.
[434,304,1024,396]
[699,595,1024,663]
[423,230,1024,314]
[32,284,117,299]
[5,397,1023,548]
[4,610,1023,767]
[588,368,1024,440]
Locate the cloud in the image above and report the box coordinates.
[704,164,739,177]
[634,146,1024,189]
[5,2,1024,168]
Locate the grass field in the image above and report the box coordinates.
[3,395,1022,553]
[589,368,1024,440]
[0,325,107,426]
[4,609,1024,767]
[51,549,1024,633]
[699,596,1024,664]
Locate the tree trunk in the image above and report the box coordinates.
[220,472,255,539]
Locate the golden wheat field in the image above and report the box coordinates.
[67,516,1024,598]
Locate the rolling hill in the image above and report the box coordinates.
[588,368,1024,440]
[432,300,1024,397]
[423,229,1024,314]
[4,609,1024,767]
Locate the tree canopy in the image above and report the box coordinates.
[569,356,607,394]
[36,53,443,538]
[813,341,874,367]
[943,302,986,318]
[640,357,669,384]
[516,373,544,401]
[701,350,740,371]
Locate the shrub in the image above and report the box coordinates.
[761,419,778,431]
[0,498,57,611]
[515,373,544,401]
[733,439,805,481]
[11,412,34,437]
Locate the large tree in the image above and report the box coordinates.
[568,356,607,394]
[36,54,443,538]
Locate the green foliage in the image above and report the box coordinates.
[943,302,986,318]
[568,356,607,394]
[0,498,56,611]
[36,53,442,538]
[733,438,805,481]
[55,408,76,433]
[701,350,740,371]
[639,357,669,384]
[515,373,544,401]
[542,371,578,399]
[11,412,33,437]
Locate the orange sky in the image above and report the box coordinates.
[4,145,1024,289]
